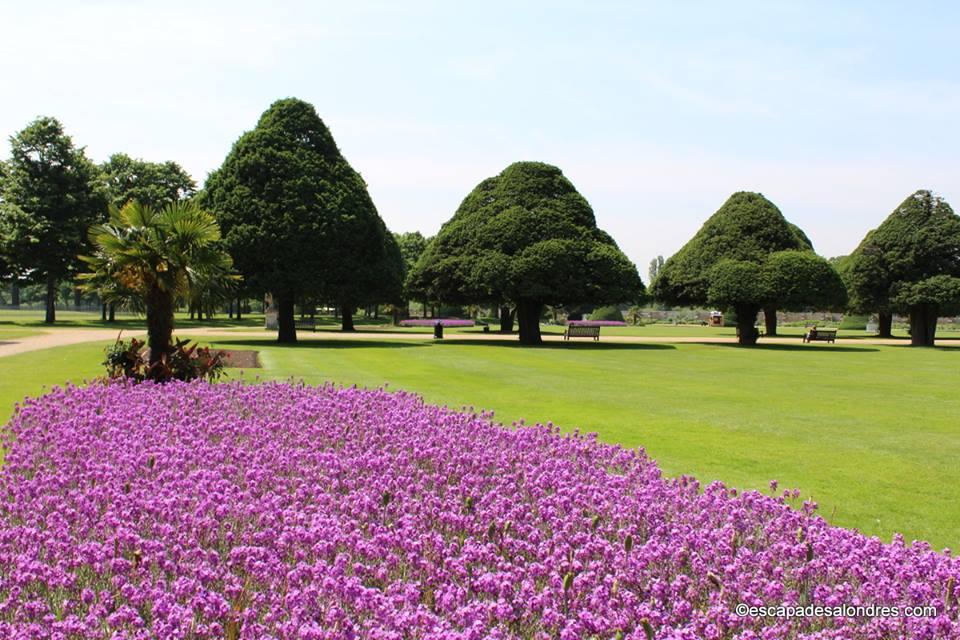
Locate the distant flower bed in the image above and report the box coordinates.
[1,381,958,638]
[568,319,628,326]
[399,318,474,327]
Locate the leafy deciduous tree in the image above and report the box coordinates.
[100,153,196,210]
[0,117,106,323]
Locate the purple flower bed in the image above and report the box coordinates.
[568,320,628,327]
[399,318,475,327]
[1,381,958,639]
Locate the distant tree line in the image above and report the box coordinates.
[2,101,958,346]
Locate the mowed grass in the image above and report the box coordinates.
[1,333,959,549]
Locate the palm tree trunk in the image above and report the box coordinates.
[146,286,175,368]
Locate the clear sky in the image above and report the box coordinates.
[2,1,957,276]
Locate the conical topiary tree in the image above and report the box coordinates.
[652,192,845,345]
[843,190,960,346]
[203,98,397,342]
[406,162,644,345]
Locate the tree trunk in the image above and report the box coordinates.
[228,299,234,319]
[44,277,56,324]
[499,305,515,333]
[145,286,174,370]
[516,299,543,345]
[73,288,82,310]
[763,306,778,337]
[735,304,761,346]
[877,312,893,338]
[341,303,355,332]
[277,295,297,343]
[11,283,20,308]
[909,305,938,346]
[101,302,107,321]
[235,296,242,321]
[108,303,116,322]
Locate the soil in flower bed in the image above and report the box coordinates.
[141,348,260,368]
[218,349,260,368]
[0,381,957,638]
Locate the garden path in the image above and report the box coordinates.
[0,326,955,359]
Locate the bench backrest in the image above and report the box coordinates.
[567,325,601,336]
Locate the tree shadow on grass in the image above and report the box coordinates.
[439,338,676,351]
[207,337,675,351]
[703,342,880,353]
[207,338,426,350]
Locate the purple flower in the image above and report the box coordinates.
[0,380,956,638]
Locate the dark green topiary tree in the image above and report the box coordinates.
[406,162,644,344]
[203,98,397,342]
[652,192,844,345]
[844,190,960,346]
[588,305,625,322]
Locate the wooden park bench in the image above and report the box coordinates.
[294,318,317,332]
[564,325,601,341]
[803,328,837,343]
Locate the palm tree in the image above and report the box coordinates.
[80,200,237,371]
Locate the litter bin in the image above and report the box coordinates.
[433,322,444,339]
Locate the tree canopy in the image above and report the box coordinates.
[203,98,398,341]
[0,117,106,323]
[407,161,644,344]
[80,201,235,371]
[100,153,196,210]
[652,192,844,344]
[844,190,960,346]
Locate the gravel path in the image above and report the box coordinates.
[0,326,953,359]
[0,328,142,358]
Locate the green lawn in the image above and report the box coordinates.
[0,309,264,330]
[2,332,959,549]
[0,326,41,340]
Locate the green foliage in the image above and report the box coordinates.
[407,162,643,344]
[103,336,225,383]
[80,200,236,372]
[845,191,960,316]
[394,231,430,273]
[99,153,196,210]
[0,117,106,292]
[890,275,960,316]
[202,98,399,316]
[652,192,810,306]
[588,305,625,322]
[762,250,847,311]
[706,260,769,308]
[838,314,869,330]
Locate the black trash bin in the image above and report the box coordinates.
[433,322,444,339]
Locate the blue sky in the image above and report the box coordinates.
[1,1,957,275]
